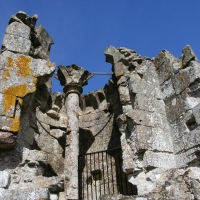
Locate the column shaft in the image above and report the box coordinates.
[65,93,79,199]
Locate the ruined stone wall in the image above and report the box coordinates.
[0,11,200,200]
[0,12,64,200]
[104,45,200,199]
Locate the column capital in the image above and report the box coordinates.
[57,64,93,95]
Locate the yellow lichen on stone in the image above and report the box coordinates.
[16,56,32,77]
[17,97,23,106]
[7,57,15,69]
[3,94,16,115]
[10,116,20,132]
[3,84,34,97]
[3,70,10,81]
[178,74,185,81]
[45,61,55,68]
[7,56,32,78]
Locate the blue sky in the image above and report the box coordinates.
[0,1,200,94]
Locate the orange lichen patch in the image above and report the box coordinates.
[17,97,23,106]
[32,77,38,85]
[16,56,32,77]
[45,61,55,68]
[3,84,34,97]
[7,56,32,78]
[10,116,20,132]
[3,94,16,115]
[3,70,10,81]
[7,57,15,69]
[178,73,186,81]
[116,71,123,77]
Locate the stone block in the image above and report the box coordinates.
[135,125,152,151]
[165,95,185,124]
[182,126,200,150]
[34,25,54,60]
[113,62,129,77]
[0,131,17,149]
[50,129,65,138]
[34,121,64,174]
[118,85,131,104]
[0,93,17,117]
[36,108,67,128]
[128,73,142,94]
[151,126,173,152]
[125,108,168,128]
[0,188,50,200]
[128,171,156,195]
[2,34,31,54]
[104,46,125,64]
[193,103,200,125]
[143,151,176,168]
[30,58,56,76]
[154,50,179,84]
[0,171,10,188]
[172,61,200,94]
[22,148,48,163]
[0,115,20,132]
[134,93,165,114]
[182,45,198,67]
[160,78,175,99]
[5,21,30,39]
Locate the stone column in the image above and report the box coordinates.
[57,64,93,199]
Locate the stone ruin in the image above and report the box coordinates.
[0,11,200,200]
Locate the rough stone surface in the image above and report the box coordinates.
[0,131,17,149]
[1,11,200,200]
[0,171,10,189]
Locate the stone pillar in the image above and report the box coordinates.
[57,64,93,199]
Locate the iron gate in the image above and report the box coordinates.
[78,148,135,200]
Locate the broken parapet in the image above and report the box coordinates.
[0,11,56,149]
[104,45,200,199]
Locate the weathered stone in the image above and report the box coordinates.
[0,171,10,188]
[22,148,48,163]
[172,61,200,94]
[0,115,20,132]
[143,151,176,168]
[99,194,140,199]
[104,46,125,64]
[0,131,17,149]
[50,193,59,200]
[2,34,31,54]
[36,108,67,128]
[160,78,175,99]
[33,25,54,60]
[1,11,200,200]
[193,103,200,125]
[34,121,64,174]
[182,45,198,67]
[0,188,50,200]
[154,50,179,84]
[50,128,65,138]
[6,21,30,39]
[114,62,129,77]
[57,64,93,87]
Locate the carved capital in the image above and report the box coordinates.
[57,64,93,95]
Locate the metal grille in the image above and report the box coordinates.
[78,148,135,200]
